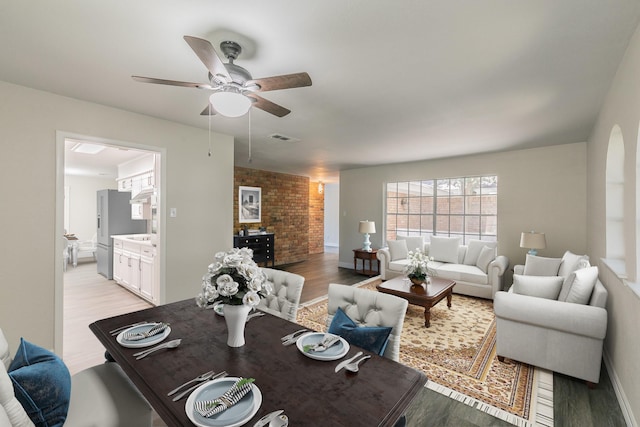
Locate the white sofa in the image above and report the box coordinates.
[494,253,608,385]
[376,235,509,300]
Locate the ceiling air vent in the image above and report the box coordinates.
[268,133,300,143]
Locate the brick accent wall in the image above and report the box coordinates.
[309,182,325,254]
[235,167,324,265]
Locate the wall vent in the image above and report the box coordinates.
[268,133,300,143]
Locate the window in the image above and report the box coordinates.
[385,175,497,244]
[606,125,625,261]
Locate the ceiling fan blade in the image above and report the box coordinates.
[183,36,231,83]
[247,72,312,92]
[132,75,212,89]
[246,94,291,117]
[200,104,217,116]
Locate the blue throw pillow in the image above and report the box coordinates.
[8,338,71,427]
[328,307,393,356]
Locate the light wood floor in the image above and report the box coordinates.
[63,254,626,427]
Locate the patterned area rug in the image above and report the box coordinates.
[296,277,553,427]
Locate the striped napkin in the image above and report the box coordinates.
[122,322,169,341]
[194,378,255,418]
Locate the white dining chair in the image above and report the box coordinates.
[0,328,152,427]
[326,283,408,362]
[258,268,305,321]
[74,233,97,266]
[62,236,71,272]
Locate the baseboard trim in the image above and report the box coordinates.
[604,349,637,427]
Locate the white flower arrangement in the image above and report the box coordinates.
[196,247,272,307]
[404,249,436,282]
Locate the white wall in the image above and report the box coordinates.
[339,142,588,278]
[586,20,640,426]
[0,81,234,355]
[65,175,118,242]
[323,183,339,248]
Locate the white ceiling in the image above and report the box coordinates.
[3,1,640,182]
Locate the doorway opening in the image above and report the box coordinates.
[56,132,165,369]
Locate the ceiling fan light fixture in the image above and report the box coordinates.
[209,89,251,117]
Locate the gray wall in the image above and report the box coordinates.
[586,21,640,425]
[339,142,588,273]
[0,81,234,355]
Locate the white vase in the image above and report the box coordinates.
[223,304,252,347]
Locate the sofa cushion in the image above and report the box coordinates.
[328,307,392,356]
[435,264,488,285]
[388,259,410,272]
[512,274,563,300]
[397,235,425,254]
[464,240,497,265]
[558,251,590,278]
[475,246,496,273]
[558,259,592,302]
[523,254,562,276]
[8,338,71,427]
[387,240,408,261]
[429,236,461,263]
[565,266,599,305]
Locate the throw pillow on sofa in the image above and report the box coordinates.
[429,236,461,263]
[387,240,409,261]
[557,250,590,278]
[464,240,497,265]
[564,266,599,305]
[523,254,562,276]
[512,274,564,300]
[397,235,424,254]
[475,246,496,273]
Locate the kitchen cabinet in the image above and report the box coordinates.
[112,236,157,304]
[139,246,155,301]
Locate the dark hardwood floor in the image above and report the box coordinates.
[275,250,367,302]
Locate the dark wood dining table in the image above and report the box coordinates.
[89,298,427,426]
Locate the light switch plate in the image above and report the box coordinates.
[170,208,177,218]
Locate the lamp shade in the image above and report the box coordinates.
[520,231,546,250]
[209,91,252,117]
[359,220,376,234]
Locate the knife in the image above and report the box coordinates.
[334,351,363,373]
[253,410,284,427]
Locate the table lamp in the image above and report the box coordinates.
[359,220,376,252]
[520,231,546,256]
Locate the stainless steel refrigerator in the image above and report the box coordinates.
[96,189,147,279]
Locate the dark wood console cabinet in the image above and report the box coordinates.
[233,233,275,267]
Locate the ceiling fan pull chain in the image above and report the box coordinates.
[248,109,252,163]
[208,110,212,157]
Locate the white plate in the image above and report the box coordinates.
[186,377,262,427]
[116,323,171,348]
[296,332,350,361]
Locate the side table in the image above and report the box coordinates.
[353,248,380,277]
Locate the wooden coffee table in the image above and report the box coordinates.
[377,276,456,327]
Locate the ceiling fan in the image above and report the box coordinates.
[132,36,312,118]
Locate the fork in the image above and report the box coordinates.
[281,329,308,342]
[167,370,215,396]
[308,335,340,352]
[171,371,228,402]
